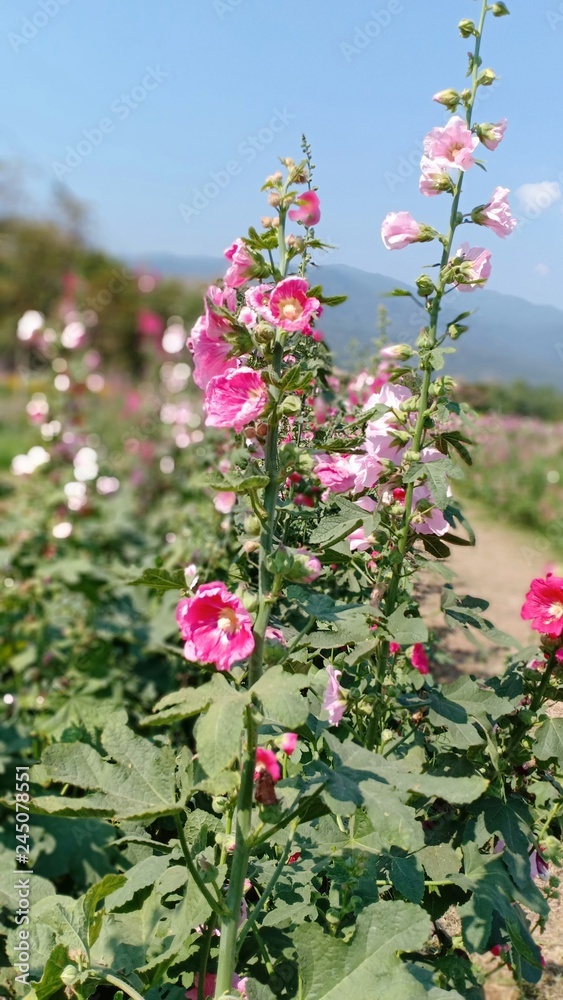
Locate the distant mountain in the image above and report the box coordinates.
[131,254,563,386]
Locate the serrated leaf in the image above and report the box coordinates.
[142,674,230,726]
[390,855,425,904]
[129,568,186,592]
[251,665,309,727]
[195,690,249,777]
[533,717,563,767]
[386,604,428,645]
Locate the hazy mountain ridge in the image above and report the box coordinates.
[131,254,563,386]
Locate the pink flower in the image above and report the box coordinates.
[255,746,281,782]
[239,306,257,328]
[530,848,549,880]
[347,527,373,553]
[224,238,254,288]
[389,642,401,654]
[204,284,238,338]
[423,115,479,171]
[410,643,430,675]
[479,118,507,151]
[452,242,492,292]
[381,211,427,250]
[521,574,563,638]
[213,491,237,514]
[411,484,450,536]
[419,155,452,197]
[176,582,255,672]
[288,190,321,227]
[473,187,516,239]
[490,944,510,957]
[280,732,298,755]
[245,283,272,317]
[265,277,321,332]
[265,626,287,646]
[293,549,322,583]
[137,310,164,337]
[556,648,563,664]
[323,666,347,726]
[186,973,247,999]
[189,315,236,389]
[204,367,269,433]
[314,453,357,494]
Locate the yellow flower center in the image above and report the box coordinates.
[217,608,238,634]
[281,297,303,321]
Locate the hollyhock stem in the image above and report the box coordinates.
[214,708,257,998]
[367,0,490,753]
[174,815,225,919]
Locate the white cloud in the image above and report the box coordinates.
[516,181,561,216]
[534,263,550,277]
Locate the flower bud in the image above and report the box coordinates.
[380,343,414,361]
[244,515,261,536]
[492,2,509,15]
[458,18,477,37]
[254,322,275,346]
[268,191,281,207]
[279,395,302,417]
[432,89,461,112]
[61,967,79,987]
[478,68,496,87]
[212,795,229,814]
[448,323,468,340]
[416,331,433,350]
[415,274,436,297]
[271,216,280,228]
[261,216,273,228]
[403,450,421,463]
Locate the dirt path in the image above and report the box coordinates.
[426,506,562,999]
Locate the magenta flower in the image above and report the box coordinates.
[265,625,287,646]
[280,732,298,755]
[176,582,255,672]
[389,642,401,654]
[410,643,430,675]
[521,574,563,638]
[322,666,347,726]
[419,155,452,197]
[452,242,492,292]
[254,747,281,782]
[473,187,516,239]
[381,211,427,250]
[245,283,272,317]
[265,277,321,332]
[204,367,269,433]
[204,284,238,338]
[423,115,479,171]
[288,190,321,227]
[479,118,507,151]
[224,238,254,288]
[188,285,238,388]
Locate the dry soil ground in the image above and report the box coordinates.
[422,507,563,999]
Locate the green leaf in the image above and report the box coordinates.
[142,674,231,726]
[418,844,462,882]
[534,717,563,767]
[251,665,309,727]
[34,712,180,820]
[386,604,428,645]
[309,500,364,548]
[195,689,249,777]
[390,855,425,904]
[129,567,186,592]
[296,900,448,999]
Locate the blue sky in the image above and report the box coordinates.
[2,0,563,308]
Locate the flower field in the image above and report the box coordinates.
[2,5,563,1000]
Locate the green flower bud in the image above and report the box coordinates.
[244,515,261,536]
[458,18,477,37]
[448,323,468,340]
[492,2,510,15]
[416,331,433,350]
[254,322,275,345]
[478,68,497,87]
[279,394,302,417]
[415,274,436,297]
[403,450,421,463]
[61,967,79,987]
[433,88,461,112]
[212,795,229,814]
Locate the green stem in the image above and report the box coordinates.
[214,708,257,998]
[366,0,491,752]
[198,918,217,1000]
[105,974,146,1000]
[174,815,225,920]
[237,832,294,952]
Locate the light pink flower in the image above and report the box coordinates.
[186,973,247,999]
[188,285,239,388]
[479,118,507,151]
[423,115,479,171]
[530,848,549,880]
[521,574,563,638]
[288,190,321,227]
[347,527,373,553]
[176,582,255,672]
[323,666,347,726]
[410,643,430,675]
[280,732,298,755]
[239,305,257,328]
[453,242,492,292]
[473,186,516,239]
[265,277,321,332]
[255,747,281,782]
[411,484,450,536]
[265,626,287,646]
[204,367,269,433]
[419,155,452,197]
[204,284,238,338]
[381,211,425,250]
[291,549,322,583]
[245,283,272,317]
[224,238,254,288]
[314,453,357,494]
[213,491,237,514]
